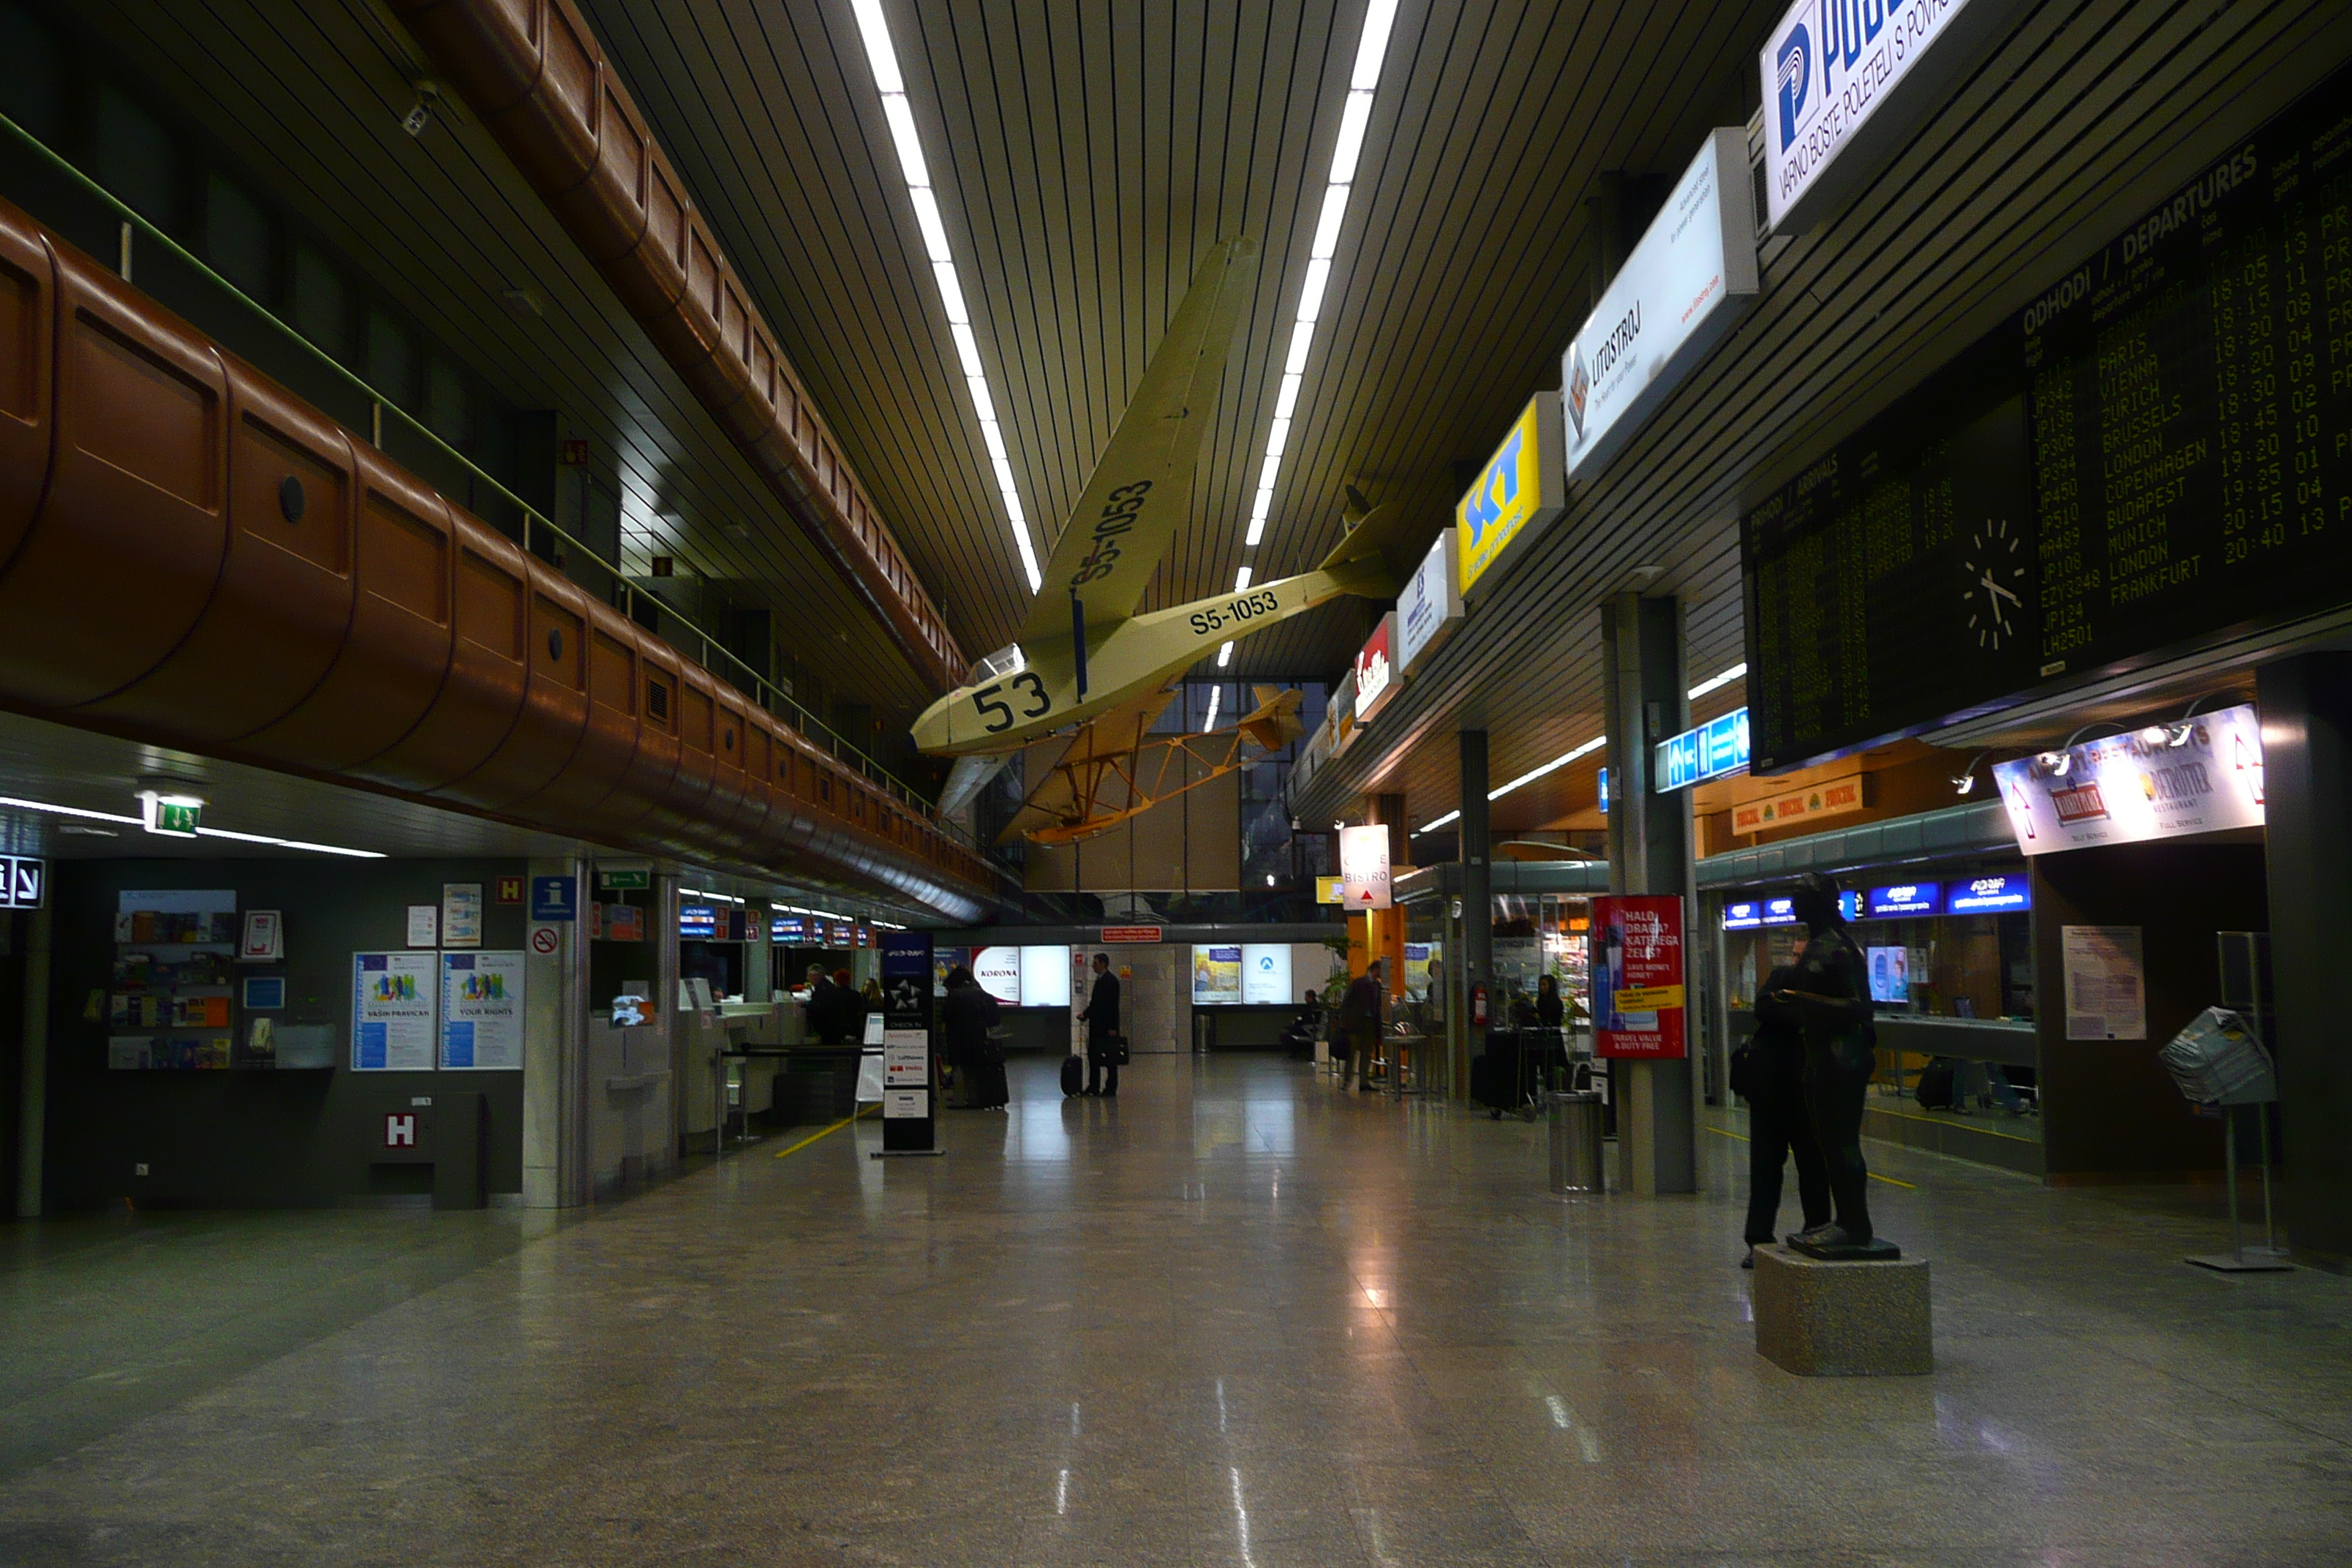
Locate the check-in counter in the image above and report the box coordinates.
[1874,1014,2035,1068]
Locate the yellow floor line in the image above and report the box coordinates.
[1863,1104,2040,1144]
[772,1103,878,1159]
[1702,1124,1918,1188]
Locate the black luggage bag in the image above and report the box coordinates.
[1060,1053,1084,1096]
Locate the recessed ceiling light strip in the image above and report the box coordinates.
[1218,0,1402,671]
[851,0,1041,592]
[1403,666,1746,832]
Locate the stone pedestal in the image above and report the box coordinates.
[1752,1244,1932,1376]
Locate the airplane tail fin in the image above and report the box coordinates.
[1316,499,1415,596]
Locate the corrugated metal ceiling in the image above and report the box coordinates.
[1295,0,2352,829]
[581,0,1776,679]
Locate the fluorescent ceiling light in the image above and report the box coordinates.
[1218,641,1234,668]
[1413,809,1460,834]
[1226,0,1403,609]
[1490,735,1607,802]
[851,0,1039,590]
[1687,662,1747,701]
[0,793,382,857]
[1204,687,1223,733]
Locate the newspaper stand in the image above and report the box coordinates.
[2158,1004,2288,1273]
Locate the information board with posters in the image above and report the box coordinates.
[440,951,524,1069]
[1338,825,1392,910]
[1993,704,2265,856]
[1590,895,1686,1060]
[352,951,437,1071]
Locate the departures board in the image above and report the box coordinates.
[1744,65,2352,773]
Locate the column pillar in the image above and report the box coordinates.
[521,856,590,1207]
[655,872,681,1176]
[1602,593,1696,1195]
[1369,794,1409,998]
[1460,730,1490,1101]
[2256,655,2352,1268]
[15,905,50,1218]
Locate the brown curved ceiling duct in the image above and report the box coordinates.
[388,0,965,695]
[0,193,1000,924]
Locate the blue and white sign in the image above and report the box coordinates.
[1561,129,1757,479]
[678,903,717,939]
[1598,766,1609,815]
[1654,708,1750,793]
[1866,881,1943,919]
[1722,900,1765,930]
[1947,873,2030,913]
[1761,0,2021,233]
[1395,529,1464,676]
[529,875,576,921]
[1726,892,1860,928]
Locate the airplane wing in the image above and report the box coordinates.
[995,685,1178,845]
[1018,237,1258,647]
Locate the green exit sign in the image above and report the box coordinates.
[142,795,202,837]
[598,864,650,890]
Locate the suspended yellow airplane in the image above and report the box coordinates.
[1001,685,1305,847]
[912,236,1411,811]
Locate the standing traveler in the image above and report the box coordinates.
[1735,959,1831,1266]
[805,965,851,1044]
[1339,959,1386,1092]
[835,968,868,1044]
[941,965,1006,1109]
[1080,952,1123,1097]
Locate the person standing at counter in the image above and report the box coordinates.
[804,965,848,1044]
[1738,957,1830,1267]
[1080,952,1122,1097]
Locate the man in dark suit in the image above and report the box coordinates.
[1080,951,1123,1097]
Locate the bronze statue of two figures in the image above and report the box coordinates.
[1777,883,1902,1262]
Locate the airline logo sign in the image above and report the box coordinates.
[1992,703,2266,855]
[1338,825,1392,911]
[1396,529,1463,677]
[1561,129,1757,480]
[1763,0,2004,233]
[1456,393,1566,599]
[1354,613,1399,722]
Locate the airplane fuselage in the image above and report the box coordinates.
[911,562,1369,755]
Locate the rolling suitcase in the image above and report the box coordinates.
[1060,1052,1084,1096]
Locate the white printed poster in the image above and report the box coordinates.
[2062,926,2146,1041]
[883,1029,930,1088]
[441,882,483,949]
[441,950,524,1070]
[353,951,438,1071]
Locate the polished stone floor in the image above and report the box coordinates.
[4,1052,2350,1566]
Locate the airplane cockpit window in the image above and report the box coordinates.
[969,643,1025,682]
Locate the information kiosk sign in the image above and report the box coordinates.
[878,931,938,1156]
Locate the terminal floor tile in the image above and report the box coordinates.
[2,1052,2348,1565]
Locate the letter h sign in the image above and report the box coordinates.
[384,1112,418,1148]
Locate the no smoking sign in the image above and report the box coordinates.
[529,924,562,957]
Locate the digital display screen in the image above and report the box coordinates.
[1947,873,2031,913]
[772,916,805,943]
[1722,900,1765,930]
[678,904,717,939]
[1744,65,2352,771]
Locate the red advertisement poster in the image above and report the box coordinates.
[1591,894,1686,1060]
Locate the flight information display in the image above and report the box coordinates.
[1744,67,2352,772]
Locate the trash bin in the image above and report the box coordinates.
[1549,1090,1605,1194]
